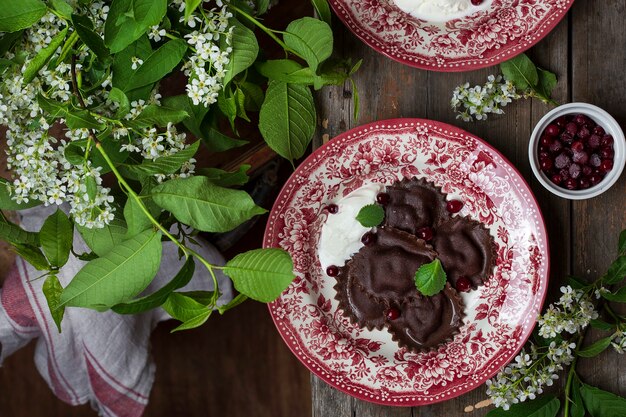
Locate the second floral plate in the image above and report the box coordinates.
[264,119,550,405]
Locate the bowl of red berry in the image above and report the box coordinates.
[529,103,625,199]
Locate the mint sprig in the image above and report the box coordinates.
[355,204,384,227]
[414,259,447,297]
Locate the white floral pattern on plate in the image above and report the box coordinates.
[264,119,549,405]
[329,0,574,71]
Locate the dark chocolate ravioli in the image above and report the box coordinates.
[342,227,437,302]
[384,178,449,235]
[334,274,387,330]
[432,216,496,289]
[388,284,464,352]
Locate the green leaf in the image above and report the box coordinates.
[355,204,384,227]
[500,53,539,91]
[60,230,163,309]
[0,219,39,246]
[12,244,50,271]
[76,217,127,257]
[567,276,588,290]
[124,38,187,91]
[0,30,24,56]
[222,19,258,86]
[217,293,248,314]
[259,81,316,163]
[162,94,208,139]
[120,141,199,179]
[570,377,585,417]
[184,0,202,21]
[37,94,105,130]
[577,335,614,357]
[123,197,153,238]
[50,0,73,20]
[217,88,237,130]
[39,209,73,268]
[0,0,46,32]
[197,165,250,187]
[590,318,615,331]
[105,0,167,53]
[602,286,626,303]
[581,383,626,417]
[23,27,68,84]
[223,248,295,303]
[257,59,305,79]
[0,178,42,210]
[108,87,130,119]
[604,256,626,285]
[151,176,267,233]
[536,68,557,102]
[414,259,447,297]
[257,60,347,87]
[283,17,333,72]
[202,125,248,152]
[72,14,110,61]
[238,81,264,111]
[123,104,188,129]
[112,257,195,315]
[311,0,332,26]
[90,136,129,174]
[619,229,626,255]
[350,77,360,121]
[111,35,152,92]
[162,291,211,332]
[43,274,65,332]
[485,396,560,417]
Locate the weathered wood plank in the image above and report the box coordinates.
[570,0,626,397]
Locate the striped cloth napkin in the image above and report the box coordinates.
[0,205,233,416]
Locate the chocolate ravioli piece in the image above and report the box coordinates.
[342,227,437,302]
[388,284,464,352]
[334,273,387,330]
[432,216,496,289]
[384,177,449,235]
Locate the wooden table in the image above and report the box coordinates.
[311,0,626,415]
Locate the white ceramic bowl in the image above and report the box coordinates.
[529,103,626,200]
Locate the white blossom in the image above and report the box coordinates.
[451,75,520,122]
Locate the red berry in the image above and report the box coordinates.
[589,174,603,185]
[555,115,569,128]
[545,124,560,136]
[559,168,570,180]
[361,232,376,245]
[571,141,584,152]
[416,227,433,241]
[564,178,578,190]
[600,159,614,173]
[579,178,591,189]
[456,276,472,292]
[593,126,605,136]
[590,153,602,167]
[540,135,553,148]
[446,200,464,213]
[572,151,589,165]
[566,122,579,135]
[574,114,590,126]
[599,146,614,159]
[326,204,338,214]
[326,265,339,277]
[554,153,571,169]
[582,165,593,176]
[569,163,582,179]
[551,174,563,185]
[560,131,574,145]
[376,192,390,205]
[549,140,563,154]
[386,307,401,320]
[577,126,591,140]
[587,134,602,149]
[540,158,553,171]
[470,0,484,5]
[601,134,614,146]
[539,151,550,160]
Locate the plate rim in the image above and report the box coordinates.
[264,118,551,406]
[327,0,575,72]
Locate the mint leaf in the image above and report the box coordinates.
[259,81,316,164]
[581,383,626,417]
[76,216,127,257]
[485,396,560,417]
[355,204,384,227]
[0,0,46,33]
[311,0,332,26]
[223,248,295,303]
[163,291,212,332]
[222,19,258,86]
[23,27,68,83]
[60,230,163,309]
[43,274,65,332]
[112,257,195,315]
[604,255,626,285]
[39,209,73,268]
[151,176,267,233]
[577,335,614,357]
[414,259,447,296]
[283,17,333,72]
[500,53,539,91]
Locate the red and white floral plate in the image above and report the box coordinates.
[264,119,549,405]
[328,0,574,71]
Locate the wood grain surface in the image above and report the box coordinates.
[312,0,626,415]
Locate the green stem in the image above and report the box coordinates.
[228,4,299,57]
[563,334,584,417]
[187,247,220,305]
[604,304,621,322]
